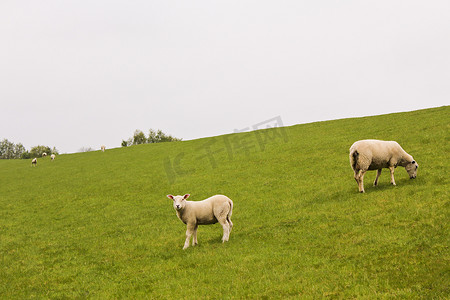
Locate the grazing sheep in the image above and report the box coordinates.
[42,152,47,157]
[167,194,233,249]
[51,154,56,161]
[101,145,106,152]
[31,158,37,166]
[349,139,418,193]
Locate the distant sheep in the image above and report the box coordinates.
[167,194,233,249]
[42,152,47,157]
[101,145,106,152]
[349,139,418,193]
[51,154,56,161]
[31,158,37,166]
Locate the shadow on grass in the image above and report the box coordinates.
[302,177,419,205]
[361,177,418,194]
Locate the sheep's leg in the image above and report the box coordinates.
[221,223,230,242]
[193,224,198,246]
[353,169,360,191]
[183,224,195,250]
[358,170,366,193]
[353,170,359,181]
[227,218,233,234]
[218,218,230,242]
[374,169,382,186]
[389,166,396,185]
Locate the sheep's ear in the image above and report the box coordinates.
[183,194,190,199]
[167,194,174,200]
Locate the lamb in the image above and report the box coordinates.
[31,158,37,166]
[51,154,55,161]
[42,152,47,157]
[101,145,106,152]
[167,194,233,249]
[349,139,418,193]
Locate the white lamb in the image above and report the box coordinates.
[167,194,233,249]
[42,152,47,157]
[51,154,55,161]
[31,158,37,166]
[349,139,418,193]
[101,145,106,152]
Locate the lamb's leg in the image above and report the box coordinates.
[374,169,382,186]
[218,218,230,242]
[354,169,360,192]
[389,166,396,185]
[183,224,195,250]
[193,224,198,246]
[227,218,233,234]
[222,223,230,242]
[359,170,366,193]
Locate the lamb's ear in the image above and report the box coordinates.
[183,194,190,199]
[167,194,174,200]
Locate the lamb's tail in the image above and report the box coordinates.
[227,199,233,220]
[227,199,233,229]
[350,149,359,170]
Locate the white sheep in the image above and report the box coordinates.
[42,152,47,157]
[167,194,233,249]
[101,145,106,152]
[349,139,418,193]
[51,154,56,161]
[31,158,37,166]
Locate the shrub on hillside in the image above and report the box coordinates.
[148,129,181,143]
[30,145,52,157]
[121,129,181,147]
[132,130,147,145]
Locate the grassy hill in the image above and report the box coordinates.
[0,106,448,298]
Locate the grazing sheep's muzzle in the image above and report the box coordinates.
[175,205,181,210]
[410,176,416,179]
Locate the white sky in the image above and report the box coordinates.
[1,1,449,153]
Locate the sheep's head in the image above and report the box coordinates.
[405,160,418,179]
[167,194,190,211]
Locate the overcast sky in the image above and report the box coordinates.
[1,1,449,153]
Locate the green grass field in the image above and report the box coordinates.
[1,106,448,298]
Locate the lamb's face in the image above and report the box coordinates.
[167,194,190,211]
[405,160,418,179]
